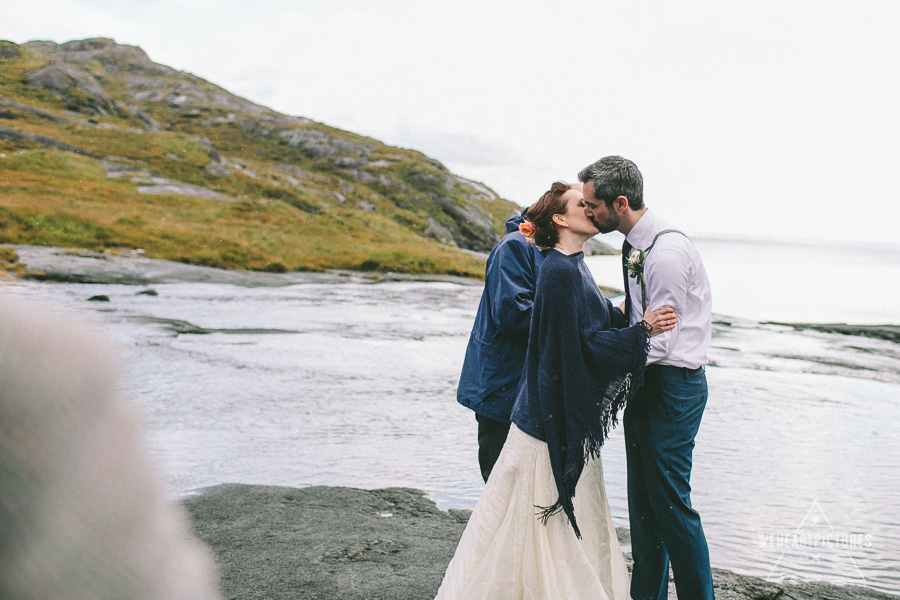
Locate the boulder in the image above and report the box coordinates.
[279,128,373,159]
[0,43,20,62]
[432,194,496,252]
[26,62,119,116]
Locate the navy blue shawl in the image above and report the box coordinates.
[511,250,649,537]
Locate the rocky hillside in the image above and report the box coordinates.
[0,38,535,276]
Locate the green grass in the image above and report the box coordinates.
[0,148,486,276]
[0,40,522,278]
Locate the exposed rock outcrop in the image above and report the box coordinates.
[0,124,102,157]
[26,61,119,116]
[184,483,899,600]
[0,95,72,123]
[1,38,524,274]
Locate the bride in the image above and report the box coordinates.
[435,182,676,600]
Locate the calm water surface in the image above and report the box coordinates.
[3,238,899,594]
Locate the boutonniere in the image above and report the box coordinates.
[625,248,646,285]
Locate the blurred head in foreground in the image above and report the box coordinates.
[0,297,219,600]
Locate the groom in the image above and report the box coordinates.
[578,156,714,600]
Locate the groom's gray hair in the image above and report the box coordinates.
[578,155,645,210]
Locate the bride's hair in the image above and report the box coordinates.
[524,181,572,249]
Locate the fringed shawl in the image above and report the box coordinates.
[514,250,649,538]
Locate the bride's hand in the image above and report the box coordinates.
[642,306,677,337]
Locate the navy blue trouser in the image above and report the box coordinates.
[624,364,714,600]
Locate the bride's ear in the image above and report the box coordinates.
[552,213,567,228]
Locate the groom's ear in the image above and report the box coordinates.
[615,196,629,212]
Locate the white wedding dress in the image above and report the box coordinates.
[435,424,630,600]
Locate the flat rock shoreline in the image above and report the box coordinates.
[764,321,900,344]
[10,245,481,287]
[8,245,899,344]
[184,484,896,600]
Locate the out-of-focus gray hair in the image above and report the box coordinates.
[0,298,220,600]
[577,155,645,210]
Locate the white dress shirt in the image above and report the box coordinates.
[624,209,712,368]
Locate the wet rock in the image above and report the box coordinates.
[446,508,472,524]
[767,322,900,344]
[13,245,331,287]
[184,484,461,600]
[184,484,899,600]
[135,289,158,296]
[87,295,110,302]
[128,316,299,336]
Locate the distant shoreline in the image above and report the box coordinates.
[6,244,483,287]
[763,321,900,344]
[7,244,897,338]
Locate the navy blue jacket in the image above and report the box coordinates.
[457,213,546,423]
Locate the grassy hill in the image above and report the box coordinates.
[0,38,525,277]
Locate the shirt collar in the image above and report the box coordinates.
[625,209,658,251]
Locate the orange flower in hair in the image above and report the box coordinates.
[519,221,536,238]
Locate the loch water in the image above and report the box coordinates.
[3,237,899,593]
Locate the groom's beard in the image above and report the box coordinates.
[590,209,621,234]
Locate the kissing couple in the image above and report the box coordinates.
[443,156,715,600]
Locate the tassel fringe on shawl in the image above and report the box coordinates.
[521,251,651,538]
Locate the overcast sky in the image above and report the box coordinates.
[5,0,899,244]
